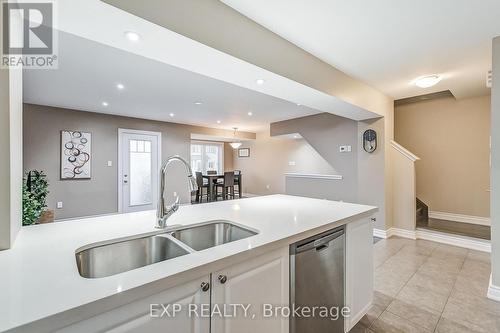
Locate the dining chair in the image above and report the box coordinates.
[194,172,210,203]
[215,171,235,200]
[233,170,242,198]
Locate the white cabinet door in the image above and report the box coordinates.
[211,248,289,333]
[345,217,374,332]
[57,275,211,333]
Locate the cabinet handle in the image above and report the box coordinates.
[218,275,228,284]
[201,282,210,292]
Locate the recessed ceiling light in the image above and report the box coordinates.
[169,113,174,117]
[256,79,265,85]
[102,101,108,107]
[194,101,203,105]
[247,111,253,116]
[296,103,302,106]
[116,83,125,90]
[414,75,441,88]
[217,120,221,124]
[124,31,140,42]
[293,135,299,139]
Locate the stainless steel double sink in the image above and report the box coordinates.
[75,220,257,279]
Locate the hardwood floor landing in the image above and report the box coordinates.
[416,217,491,240]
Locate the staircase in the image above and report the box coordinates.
[416,197,429,225]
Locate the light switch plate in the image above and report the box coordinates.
[56,202,63,209]
[107,161,113,167]
[340,145,352,153]
[288,161,296,166]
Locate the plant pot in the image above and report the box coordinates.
[38,210,54,224]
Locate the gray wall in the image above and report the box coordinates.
[270,113,359,202]
[491,36,500,287]
[237,112,389,230]
[232,129,337,196]
[358,118,387,230]
[23,104,254,220]
[271,113,389,230]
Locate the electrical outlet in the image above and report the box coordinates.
[56,202,63,209]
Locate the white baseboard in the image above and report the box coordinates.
[373,227,416,240]
[488,275,500,302]
[416,229,490,252]
[391,228,417,240]
[429,211,490,226]
[373,228,491,252]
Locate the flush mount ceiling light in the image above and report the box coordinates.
[124,31,140,42]
[414,75,442,88]
[247,111,253,116]
[102,101,108,107]
[169,113,175,117]
[230,127,242,149]
[217,120,221,124]
[255,79,265,85]
[116,83,125,90]
[194,101,203,105]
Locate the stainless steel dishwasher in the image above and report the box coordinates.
[290,227,345,333]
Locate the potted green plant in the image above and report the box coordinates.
[22,170,51,225]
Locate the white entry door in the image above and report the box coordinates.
[119,129,161,213]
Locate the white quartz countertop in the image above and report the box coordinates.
[0,195,376,331]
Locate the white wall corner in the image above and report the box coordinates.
[488,275,500,302]
[373,228,389,239]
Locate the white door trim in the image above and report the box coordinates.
[118,129,162,213]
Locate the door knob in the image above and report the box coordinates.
[218,275,228,284]
[201,282,210,292]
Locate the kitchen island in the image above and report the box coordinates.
[0,195,376,333]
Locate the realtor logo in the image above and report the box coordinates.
[1,0,57,69]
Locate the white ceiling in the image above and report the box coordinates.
[24,32,322,132]
[36,0,380,130]
[222,0,500,100]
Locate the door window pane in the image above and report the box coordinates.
[130,140,152,206]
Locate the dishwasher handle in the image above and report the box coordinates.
[295,230,344,253]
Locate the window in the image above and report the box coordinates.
[190,141,224,174]
[129,139,152,206]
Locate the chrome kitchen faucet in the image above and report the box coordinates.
[156,155,198,229]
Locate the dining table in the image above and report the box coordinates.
[202,173,242,201]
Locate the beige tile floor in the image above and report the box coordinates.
[350,237,500,333]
